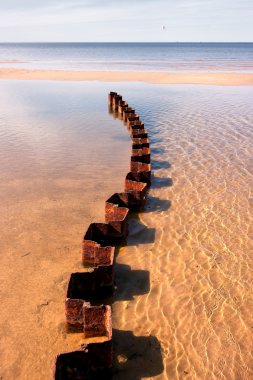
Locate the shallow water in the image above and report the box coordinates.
[0,80,130,380]
[112,84,253,379]
[0,81,252,379]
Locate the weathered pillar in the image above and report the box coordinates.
[131,161,152,173]
[112,95,122,110]
[108,91,117,106]
[118,100,128,114]
[126,171,152,186]
[105,197,129,239]
[129,120,145,130]
[122,107,135,122]
[132,137,150,148]
[132,147,151,163]
[83,304,112,340]
[126,114,140,127]
[131,128,149,139]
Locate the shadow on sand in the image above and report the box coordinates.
[125,214,156,246]
[151,146,166,155]
[152,159,171,170]
[113,329,164,380]
[152,175,173,189]
[113,263,150,302]
[144,195,171,213]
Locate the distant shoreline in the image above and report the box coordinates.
[0,68,253,86]
[0,42,253,44]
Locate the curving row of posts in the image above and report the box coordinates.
[54,92,152,379]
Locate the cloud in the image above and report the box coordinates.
[0,0,252,41]
[0,0,157,11]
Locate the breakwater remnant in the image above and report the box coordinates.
[54,92,151,379]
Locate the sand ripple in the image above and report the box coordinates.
[112,85,253,379]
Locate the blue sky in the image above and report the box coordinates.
[0,0,252,42]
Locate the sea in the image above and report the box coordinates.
[0,42,253,72]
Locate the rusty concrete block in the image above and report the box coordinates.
[65,269,114,328]
[131,161,152,173]
[81,239,97,265]
[123,112,136,123]
[83,304,112,340]
[105,197,129,239]
[132,146,150,156]
[118,100,128,114]
[126,114,139,127]
[106,191,145,211]
[84,221,122,245]
[125,179,148,196]
[83,222,124,249]
[66,269,114,301]
[132,147,151,164]
[131,154,150,165]
[122,106,134,112]
[105,192,129,208]
[122,108,135,121]
[131,129,149,139]
[108,92,117,106]
[82,232,115,267]
[129,120,145,130]
[65,298,90,327]
[124,180,148,210]
[132,137,150,148]
[132,142,148,150]
[112,95,122,110]
[94,246,114,267]
[126,171,152,186]
[54,340,112,379]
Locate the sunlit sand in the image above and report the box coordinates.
[0,68,253,86]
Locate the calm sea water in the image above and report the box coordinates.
[0,42,253,72]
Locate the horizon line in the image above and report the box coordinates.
[0,41,253,44]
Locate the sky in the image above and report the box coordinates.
[0,0,252,42]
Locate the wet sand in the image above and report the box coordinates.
[0,81,253,380]
[0,68,253,86]
[0,81,130,380]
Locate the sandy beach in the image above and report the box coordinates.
[0,68,253,86]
